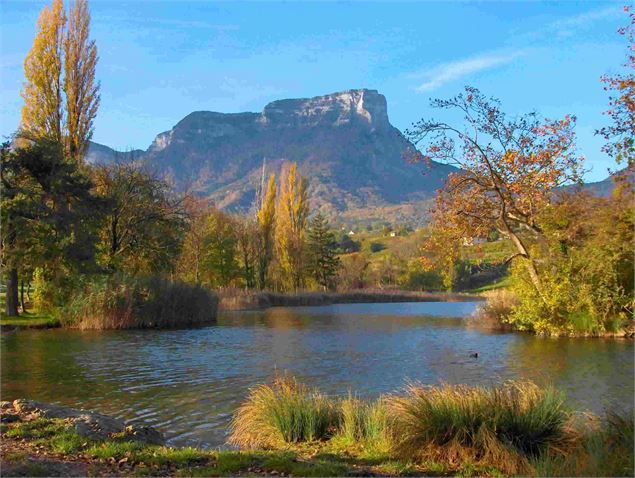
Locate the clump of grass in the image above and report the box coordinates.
[532,411,634,477]
[62,274,218,330]
[387,381,571,474]
[339,394,390,447]
[229,376,339,449]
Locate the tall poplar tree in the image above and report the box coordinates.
[20,0,99,162]
[256,174,276,289]
[64,0,100,162]
[21,0,66,143]
[276,163,309,291]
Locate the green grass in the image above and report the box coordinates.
[469,277,511,294]
[0,310,60,328]
[2,383,633,477]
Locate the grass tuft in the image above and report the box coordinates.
[229,376,340,448]
[387,381,570,474]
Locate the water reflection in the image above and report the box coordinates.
[2,301,633,448]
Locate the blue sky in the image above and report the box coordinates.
[0,1,630,181]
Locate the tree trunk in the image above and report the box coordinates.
[20,279,26,312]
[5,268,19,317]
[506,228,545,301]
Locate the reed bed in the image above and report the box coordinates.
[63,275,218,329]
[219,288,481,311]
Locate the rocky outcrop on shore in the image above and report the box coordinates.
[1,400,164,445]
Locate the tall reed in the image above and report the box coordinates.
[63,274,218,329]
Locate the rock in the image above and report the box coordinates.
[124,425,164,446]
[10,398,165,445]
[0,412,20,423]
[73,413,126,441]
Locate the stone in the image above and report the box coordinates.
[124,425,165,446]
[10,398,165,446]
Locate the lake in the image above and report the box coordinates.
[2,301,633,448]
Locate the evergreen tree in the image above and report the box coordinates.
[1,137,102,316]
[307,212,340,291]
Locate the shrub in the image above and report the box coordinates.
[229,377,339,449]
[387,382,570,474]
[62,274,218,329]
[473,290,518,331]
[369,242,385,253]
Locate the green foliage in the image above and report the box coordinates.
[200,210,239,288]
[369,241,385,253]
[506,191,634,335]
[93,160,186,275]
[307,213,341,291]
[1,137,103,315]
[60,273,218,329]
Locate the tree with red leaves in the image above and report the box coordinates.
[597,6,634,167]
[408,87,584,299]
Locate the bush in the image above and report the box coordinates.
[387,382,570,474]
[473,290,518,331]
[369,242,385,253]
[62,274,218,329]
[229,377,340,449]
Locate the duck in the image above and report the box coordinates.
[470,352,479,359]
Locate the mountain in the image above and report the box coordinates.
[87,89,455,225]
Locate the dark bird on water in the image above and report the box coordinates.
[470,352,479,359]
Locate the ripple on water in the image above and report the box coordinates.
[1,301,633,447]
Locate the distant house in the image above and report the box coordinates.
[390,232,396,237]
[348,230,356,236]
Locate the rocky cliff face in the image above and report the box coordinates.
[88,89,456,224]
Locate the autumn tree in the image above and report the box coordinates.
[256,174,276,289]
[176,196,213,284]
[408,87,583,299]
[596,6,634,167]
[276,163,309,291]
[21,0,99,161]
[21,0,65,143]
[92,158,186,274]
[63,0,100,162]
[307,212,340,291]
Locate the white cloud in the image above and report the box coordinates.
[414,50,525,92]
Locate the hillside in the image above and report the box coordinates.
[87,89,455,225]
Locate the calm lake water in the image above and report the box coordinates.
[2,301,633,448]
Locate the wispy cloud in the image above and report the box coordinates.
[413,50,526,92]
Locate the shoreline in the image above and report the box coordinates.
[218,289,483,311]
